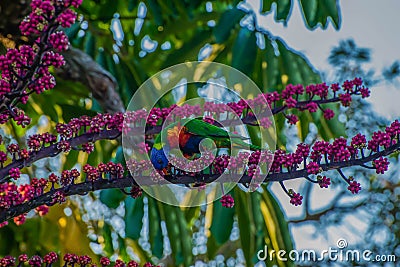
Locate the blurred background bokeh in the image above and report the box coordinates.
[0,0,399,266]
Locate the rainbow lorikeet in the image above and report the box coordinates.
[150,118,261,171]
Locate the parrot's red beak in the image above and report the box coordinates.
[162,168,169,175]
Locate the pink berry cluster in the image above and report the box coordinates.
[0,113,124,184]
[20,0,81,35]
[212,154,230,174]
[56,113,124,138]
[373,157,389,174]
[271,120,399,176]
[220,194,235,208]
[276,78,370,124]
[270,120,399,204]
[317,175,331,188]
[0,0,82,127]
[122,79,370,132]
[1,118,397,221]
[84,162,125,181]
[347,179,361,194]
[0,160,127,227]
[130,185,143,199]
[126,117,398,207]
[289,190,303,206]
[168,151,216,174]
[0,253,159,267]
[0,182,49,227]
[126,159,154,177]
[147,105,179,126]
[126,150,269,179]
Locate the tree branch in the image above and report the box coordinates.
[55,47,125,113]
[1,140,398,223]
[0,129,121,183]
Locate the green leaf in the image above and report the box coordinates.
[213,8,246,44]
[276,0,292,21]
[59,104,97,122]
[299,0,341,29]
[261,0,274,13]
[0,225,15,254]
[389,150,400,160]
[100,188,125,209]
[161,29,213,69]
[124,197,144,240]
[96,48,107,68]
[264,38,280,89]
[210,199,235,245]
[119,59,139,105]
[118,235,130,261]
[160,203,183,265]
[64,22,81,39]
[263,36,322,91]
[183,206,200,227]
[147,197,164,258]
[276,38,320,85]
[64,150,79,170]
[22,219,41,254]
[84,31,96,58]
[128,0,138,12]
[261,0,292,22]
[318,108,346,139]
[0,42,6,55]
[102,223,114,255]
[299,0,318,26]
[324,0,341,28]
[260,187,294,258]
[250,193,267,263]
[176,205,193,266]
[206,235,220,260]
[32,94,59,122]
[146,0,164,26]
[232,28,257,76]
[98,0,119,21]
[278,42,302,85]
[235,189,255,266]
[113,146,125,164]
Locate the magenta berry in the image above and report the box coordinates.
[373,157,389,174]
[347,180,361,194]
[220,194,235,208]
[8,168,21,179]
[289,192,303,206]
[100,257,111,267]
[317,176,331,188]
[43,252,58,264]
[306,162,320,174]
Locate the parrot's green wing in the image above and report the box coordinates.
[153,118,260,151]
[184,119,248,140]
[185,119,261,151]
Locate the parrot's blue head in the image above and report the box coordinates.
[150,147,169,170]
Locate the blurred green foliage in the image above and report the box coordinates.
[0,0,345,266]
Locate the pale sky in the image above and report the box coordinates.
[248,0,400,120]
[244,0,400,254]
